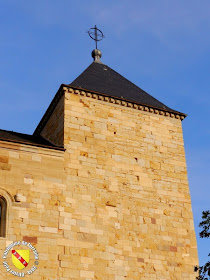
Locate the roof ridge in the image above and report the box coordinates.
[0,128,33,137]
[70,62,96,85]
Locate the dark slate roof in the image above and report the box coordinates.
[70,61,181,114]
[0,129,64,150]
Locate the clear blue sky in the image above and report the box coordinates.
[0,0,209,266]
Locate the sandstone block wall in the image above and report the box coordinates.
[40,95,64,147]
[0,142,65,279]
[0,88,198,280]
[62,90,198,280]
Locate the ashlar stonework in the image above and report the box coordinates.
[0,84,198,280]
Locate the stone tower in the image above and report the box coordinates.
[0,47,198,279]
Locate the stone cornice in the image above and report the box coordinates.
[65,86,187,121]
[34,84,186,136]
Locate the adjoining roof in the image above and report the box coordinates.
[0,129,64,150]
[70,61,183,115]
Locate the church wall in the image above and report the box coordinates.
[61,89,198,280]
[0,88,198,280]
[0,141,65,279]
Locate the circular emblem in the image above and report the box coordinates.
[2,241,39,277]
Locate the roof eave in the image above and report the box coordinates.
[34,83,187,137]
[66,85,187,119]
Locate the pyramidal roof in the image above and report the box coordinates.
[0,48,186,150]
[70,60,183,115]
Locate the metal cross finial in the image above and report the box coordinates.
[88,25,104,49]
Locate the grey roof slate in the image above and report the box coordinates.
[70,61,181,114]
[0,129,64,150]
